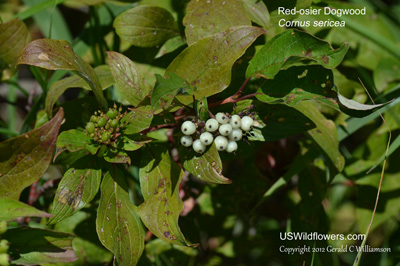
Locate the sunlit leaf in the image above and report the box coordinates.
[0,198,52,221]
[138,145,197,247]
[242,0,270,29]
[107,51,151,106]
[17,39,108,111]
[49,156,101,225]
[114,5,179,47]
[96,167,145,265]
[0,18,29,81]
[167,26,265,104]
[4,227,77,264]
[246,29,349,79]
[0,108,64,199]
[121,105,154,135]
[46,65,114,116]
[183,0,251,45]
[155,36,186,58]
[56,129,100,155]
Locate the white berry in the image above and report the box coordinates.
[180,136,193,147]
[216,112,229,124]
[226,140,238,153]
[229,115,241,129]
[193,139,206,154]
[205,118,219,132]
[200,132,213,145]
[214,136,228,151]
[219,124,232,136]
[229,128,242,141]
[181,121,196,135]
[241,116,254,131]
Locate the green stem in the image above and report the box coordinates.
[7,75,18,136]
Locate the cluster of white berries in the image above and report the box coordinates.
[180,112,254,154]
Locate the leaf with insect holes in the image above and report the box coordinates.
[0,108,63,199]
[46,65,114,117]
[17,39,107,111]
[139,145,197,247]
[167,26,265,104]
[182,144,231,184]
[0,18,29,81]
[0,198,52,221]
[246,29,349,79]
[49,156,101,225]
[107,51,151,106]
[96,167,145,266]
[114,5,179,47]
[183,0,251,45]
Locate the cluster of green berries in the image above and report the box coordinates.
[180,112,255,154]
[0,221,10,266]
[84,105,126,146]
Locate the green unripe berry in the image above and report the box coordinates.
[90,115,97,122]
[0,254,10,266]
[85,122,95,133]
[219,124,232,136]
[110,119,119,128]
[216,112,229,124]
[193,139,206,154]
[205,119,219,132]
[200,132,213,145]
[106,109,118,119]
[226,140,238,153]
[97,117,107,127]
[214,136,228,151]
[0,221,7,235]
[180,136,193,147]
[181,121,196,135]
[101,132,111,142]
[0,240,9,253]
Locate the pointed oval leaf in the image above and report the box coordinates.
[56,129,100,155]
[49,157,101,225]
[114,5,179,47]
[96,168,145,266]
[0,108,64,199]
[167,26,265,104]
[107,51,151,106]
[183,0,251,45]
[0,18,29,81]
[121,105,154,135]
[246,29,349,79]
[0,198,52,221]
[242,0,270,29]
[46,65,114,116]
[182,144,231,184]
[138,145,197,247]
[17,39,107,110]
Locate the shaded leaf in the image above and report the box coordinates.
[4,227,77,265]
[139,145,197,246]
[114,5,179,47]
[46,65,114,117]
[120,135,152,151]
[96,167,145,266]
[183,0,251,45]
[182,144,231,184]
[104,149,131,164]
[56,129,100,155]
[49,157,101,225]
[121,105,154,135]
[107,51,151,106]
[373,57,400,92]
[246,29,349,79]
[17,39,107,111]
[0,108,64,199]
[242,0,270,29]
[0,18,29,81]
[0,198,52,221]
[167,26,265,104]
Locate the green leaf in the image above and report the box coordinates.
[0,18,29,81]
[138,145,197,246]
[49,157,101,225]
[337,93,393,116]
[246,29,349,79]
[294,101,345,171]
[167,26,265,104]
[104,149,131,164]
[121,105,154,135]
[56,129,100,155]
[242,0,270,29]
[96,167,145,266]
[373,57,400,92]
[155,36,186,59]
[4,227,77,264]
[120,135,152,151]
[107,51,151,107]
[46,65,114,117]
[152,73,193,110]
[114,5,179,47]
[0,198,52,221]
[183,0,251,45]
[13,0,68,21]
[182,144,231,184]
[0,108,64,199]
[17,39,108,111]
